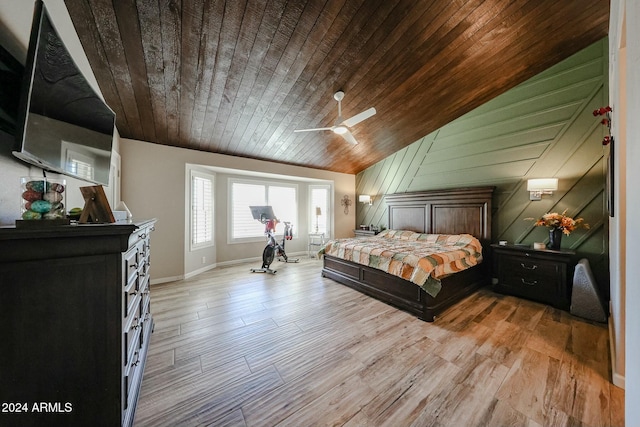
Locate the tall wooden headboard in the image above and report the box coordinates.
[385,187,494,244]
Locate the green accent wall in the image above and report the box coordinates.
[356,38,609,299]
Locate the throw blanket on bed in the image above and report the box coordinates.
[319,229,483,297]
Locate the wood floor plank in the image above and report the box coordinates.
[241,351,364,426]
[275,373,377,427]
[551,352,613,427]
[525,314,572,360]
[350,354,461,426]
[134,259,623,426]
[480,399,543,427]
[495,347,563,425]
[137,365,281,426]
[476,319,532,368]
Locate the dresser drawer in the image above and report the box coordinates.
[141,288,151,320]
[123,308,142,369]
[124,277,140,321]
[124,243,138,278]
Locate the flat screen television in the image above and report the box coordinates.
[13,0,115,186]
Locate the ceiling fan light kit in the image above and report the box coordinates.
[294,91,376,145]
[333,126,348,135]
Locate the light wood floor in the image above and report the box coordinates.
[134,258,624,427]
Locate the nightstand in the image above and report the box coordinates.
[308,233,325,258]
[354,229,379,237]
[491,243,576,309]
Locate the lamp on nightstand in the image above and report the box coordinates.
[315,206,321,233]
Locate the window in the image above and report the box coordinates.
[310,184,331,236]
[62,141,96,181]
[191,171,214,249]
[230,179,298,242]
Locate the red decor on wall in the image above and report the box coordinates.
[593,105,613,145]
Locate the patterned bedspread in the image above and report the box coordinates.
[319,229,483,297]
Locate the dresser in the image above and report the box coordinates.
[491,243,575,309]
[0,219,156,426]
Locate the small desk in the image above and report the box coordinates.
[308,233,325,258]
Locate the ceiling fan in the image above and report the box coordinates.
[294,91,376,145]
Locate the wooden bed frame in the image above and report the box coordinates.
[322,186,494,321]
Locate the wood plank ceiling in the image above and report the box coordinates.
[63,0,609,175]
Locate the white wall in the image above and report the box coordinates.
[119,138,355,282]
[617,0,640,424]
[609,0,627,389]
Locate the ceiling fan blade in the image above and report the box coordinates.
[339,129,359,145]
[294,127,333,133]
[342,107,376,127]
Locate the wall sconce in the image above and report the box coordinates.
[527,178,558,201]
[358,195,372,205]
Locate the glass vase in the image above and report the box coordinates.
[20,177,66,220]
[548,227,563,250]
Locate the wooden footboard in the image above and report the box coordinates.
[321,255,489,321]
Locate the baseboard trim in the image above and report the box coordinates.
[608,301,626,389]
[151,275,184,285]
[152,251,311,283]
[217,251,309,268]
[612,372,625,389]
[184,263,217,280]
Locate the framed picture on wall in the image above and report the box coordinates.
[606,139,615,217]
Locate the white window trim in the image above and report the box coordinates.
[309,183,333,239]
[227,178,299,244]
[190,170,215,251]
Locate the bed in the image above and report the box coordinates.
[321,186,494,321]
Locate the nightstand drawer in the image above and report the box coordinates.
[498,270,562,302]
[501,256,562,280]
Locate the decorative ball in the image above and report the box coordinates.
[68,207,82,220]
[26,180,46,192]
[30,200,52,214]
[49,182,65,193]
[22,210,42,220]
[22,190,43,202]
[43,191,63,203]
[44,210,65,219]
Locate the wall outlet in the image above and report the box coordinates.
[201,256,206,264]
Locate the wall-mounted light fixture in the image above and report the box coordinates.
[358,195,372,205]
[527,178,558,201]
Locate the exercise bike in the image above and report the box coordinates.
[249,206,299,274]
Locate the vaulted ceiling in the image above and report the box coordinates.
[64,0,609,175]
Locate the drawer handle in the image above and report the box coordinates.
[520,263,537,270]
[129,262,138,269]
[521,278,538,286]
